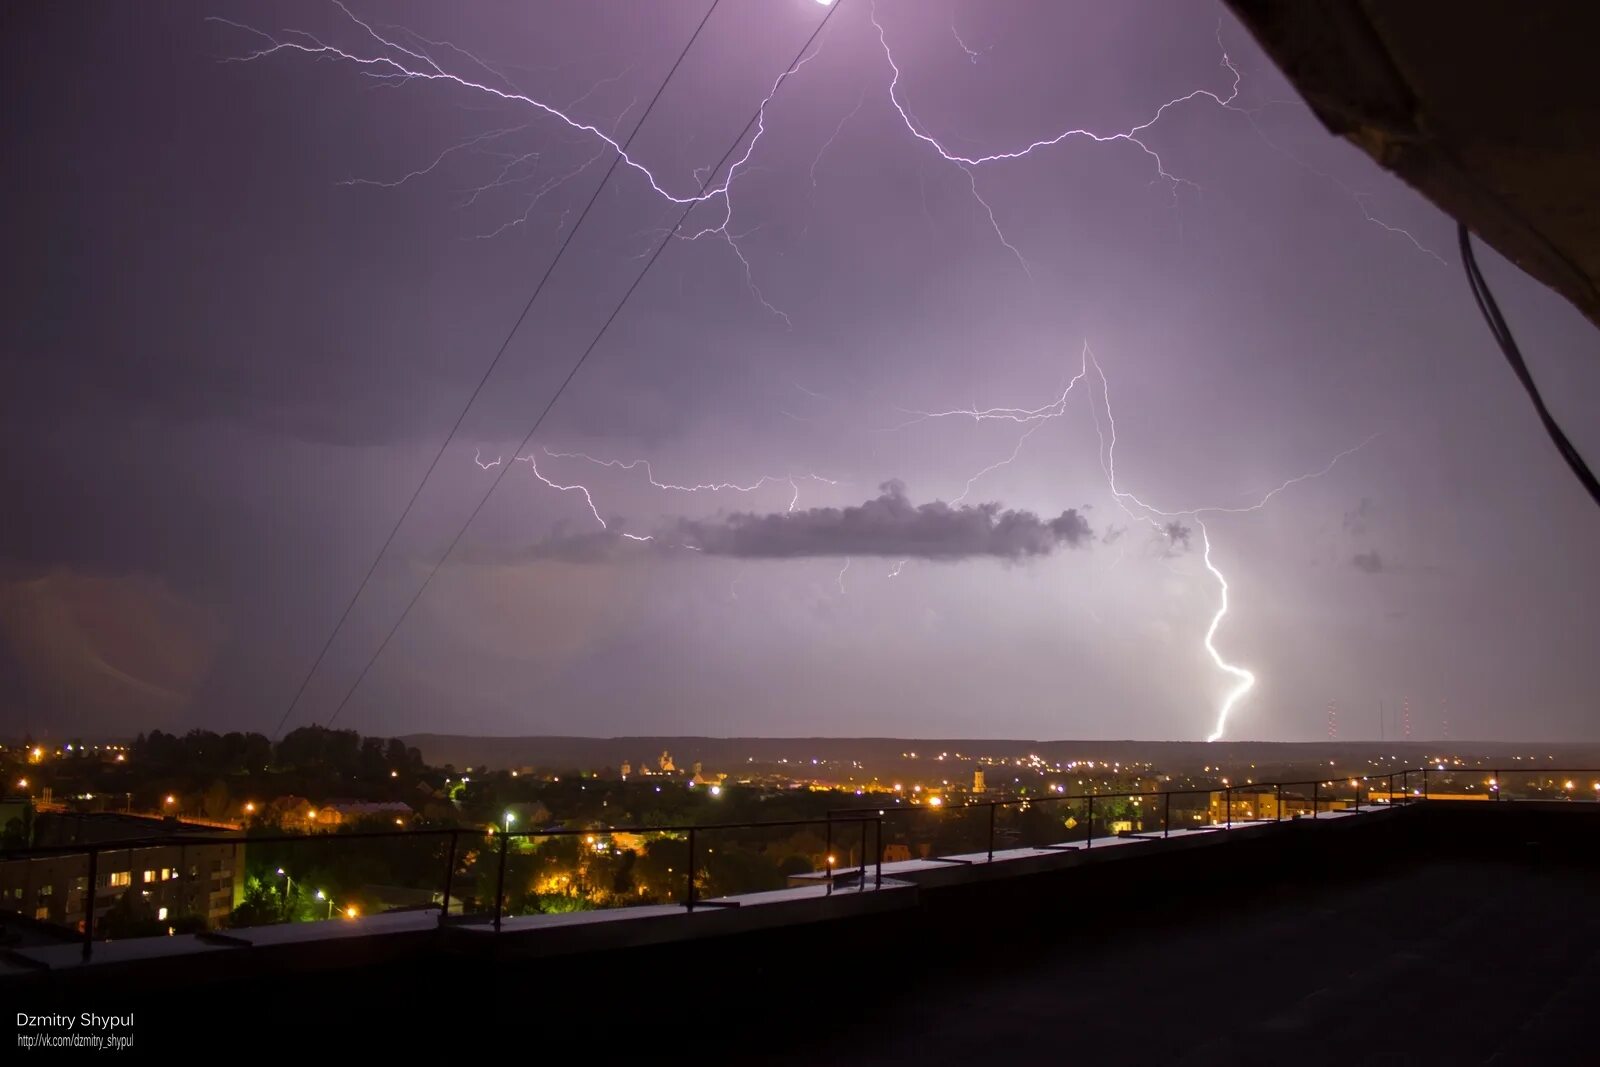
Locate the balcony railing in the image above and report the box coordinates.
[5,764,1597,962]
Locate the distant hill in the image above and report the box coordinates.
[399,734,1600,778]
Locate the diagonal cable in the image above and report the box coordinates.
[271,0,725,738]
[321,1,842,729]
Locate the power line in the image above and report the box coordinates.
[270,0,725,739]
[1457,223,1600,510]
[321,0,842,729]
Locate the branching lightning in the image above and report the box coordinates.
[235,5,1395,742]
[213,0,826,323]
[899,342,1375,741]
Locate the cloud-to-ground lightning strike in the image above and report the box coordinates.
[1082,345,1374,740]
[1198,521,1253,742]
[904,342,1374,740]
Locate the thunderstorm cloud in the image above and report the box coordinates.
[665,481,1093,560]
[1351,550,1384,574]
[500,482,1096,564]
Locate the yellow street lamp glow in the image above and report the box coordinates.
[344,906,358,919]
[164,795,176,806]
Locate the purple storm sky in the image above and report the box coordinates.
[3,0,1596,742]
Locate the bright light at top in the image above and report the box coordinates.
[814,0,833,6]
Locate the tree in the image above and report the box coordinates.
[201,779,231,820]
[228,877,286,928]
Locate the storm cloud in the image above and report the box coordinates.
[1351,550,1384,574]
[665,481,1093,560]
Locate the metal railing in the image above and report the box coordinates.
[7,764,1598,962]
[0,815,885,960]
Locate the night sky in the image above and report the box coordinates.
[4,1,1596,743]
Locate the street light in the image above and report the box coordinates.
[276,867,292,901]
[315,889,332,919]
[504,810,515,833]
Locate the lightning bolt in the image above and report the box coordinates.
[212,0,826,322]
[1198,521,1253,742]
[872,3,1240,184]
[539,448,838,512]
[1081,345,1374,739]
[900,342,1374,741]
[474,447,605,528]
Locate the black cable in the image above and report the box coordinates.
[321,1,842,729]
[1457,223,1600,510]
[270,0,724,739]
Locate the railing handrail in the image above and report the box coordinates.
[20,763,1599,862]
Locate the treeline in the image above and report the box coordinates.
[131,725,426,780]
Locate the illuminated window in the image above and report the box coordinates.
[157,907,168,921]
[108,871,131,887]
[142,870,156,884]
[160,868,171,880]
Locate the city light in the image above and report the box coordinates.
[709,785,722,797]
[244,802,256,814]
[390,770,398,778]
[16,778,27,789]
[344,906,358,919]
[927,796,944,808]
[164,795,175,806]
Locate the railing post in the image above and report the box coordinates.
[1494,770,1501,802]
[81,847,98,961]
[858,819,868,891]
[1225,786,1233,829]
[1163,791,1171,839]
[438,830,458,926]
[1275,783,1283,822]
[824,817,833,897]
[492,831,509,932]
[686,827,698,912]
[1085,795,1094,849]
[874,818,882,890]
[1312,781,1319,819]
[1423,768,1430,800]
[1388,774,1394,804]
[1402,769,1408,799]
[987,803,995,863]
